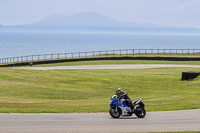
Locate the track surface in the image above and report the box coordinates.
[15,64,200,70]
[0,109,199,133]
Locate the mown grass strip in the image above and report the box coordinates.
[31,60,200,67]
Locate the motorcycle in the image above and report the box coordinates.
[109,95,146,118]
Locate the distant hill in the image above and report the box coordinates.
[26,12,163,28]
[29,12,125,27]
[1,12,200,34]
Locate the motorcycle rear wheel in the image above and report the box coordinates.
[135,108,146,118]
[109,108,121,118]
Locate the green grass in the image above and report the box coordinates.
[31,60,200,67]
[0,60,200,113]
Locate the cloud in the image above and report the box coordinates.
[178,0,200,12]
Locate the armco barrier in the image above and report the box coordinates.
[1,56,200,67]
[0,49,200,66]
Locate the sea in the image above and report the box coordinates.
[0,31,200,58]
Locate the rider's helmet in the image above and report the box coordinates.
[116,88,122,95]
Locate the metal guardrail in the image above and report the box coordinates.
[0,49,200,64]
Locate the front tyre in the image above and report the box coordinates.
[135,108,146,118]
[109,108,121,118]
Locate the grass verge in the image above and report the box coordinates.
[0,60,200,113]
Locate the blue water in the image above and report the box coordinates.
[0,32,200,58]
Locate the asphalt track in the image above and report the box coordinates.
[0,109,200,133]
[15,64,200,70]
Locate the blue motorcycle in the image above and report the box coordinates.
[109,95,146,118]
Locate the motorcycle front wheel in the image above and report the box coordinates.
[135,108,146,118]
[109,108,121,118]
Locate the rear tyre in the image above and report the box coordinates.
[135,108,146,118]
[109,108,121,118]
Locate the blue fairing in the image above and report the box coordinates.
[110,95,128,108]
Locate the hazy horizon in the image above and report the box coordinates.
[0,0,200,28]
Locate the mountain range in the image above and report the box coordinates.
[1,12,200,34]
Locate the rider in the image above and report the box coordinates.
[115,88,133,108]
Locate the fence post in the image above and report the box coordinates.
[72,53,73,58]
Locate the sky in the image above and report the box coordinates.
[0,0,200,28]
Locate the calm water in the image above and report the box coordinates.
[0,32,200,58]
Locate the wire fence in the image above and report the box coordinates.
[0,49,200,64]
